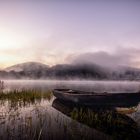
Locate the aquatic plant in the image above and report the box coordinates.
[70,108,140,140]
[0,89,52,100]
[0,80,4,92]
[0,89,54,140]
[0,89,53,109]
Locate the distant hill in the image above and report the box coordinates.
[0,61,140,80]
[110,66,140,80]
[5,62,49,72]
[47,63,109,79]
[0,62,108,79]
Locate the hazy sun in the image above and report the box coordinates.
[0,28,24,50]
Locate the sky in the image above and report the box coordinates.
[0,0,140,68]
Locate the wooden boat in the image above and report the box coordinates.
[53,89,140,106]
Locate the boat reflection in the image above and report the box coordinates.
[52,98,140,140]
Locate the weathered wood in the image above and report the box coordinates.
[53,89,140,107]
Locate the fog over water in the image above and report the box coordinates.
[4,80,140,93]
[1,80,140,140]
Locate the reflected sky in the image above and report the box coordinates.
[0,80,140,139]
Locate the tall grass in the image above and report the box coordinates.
[0,89,52,101]
[70,108,139,140]
[0,81,53,140]
[0,89,53,109]
[0,80,4,92]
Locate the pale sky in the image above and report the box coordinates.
[0,0,140,68]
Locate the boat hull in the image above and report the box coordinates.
[53,89,140,107]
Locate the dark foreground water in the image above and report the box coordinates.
[0,80,140,140]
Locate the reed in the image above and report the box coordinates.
[0,89,53,107]
[0,80,4,92]
[70,108,139,140]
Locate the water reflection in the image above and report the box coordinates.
[0,80,140,140]
[52,99,140,140]
[0,90,111,140]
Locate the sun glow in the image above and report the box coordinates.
[0,28,30,68]
[0,28,25,50]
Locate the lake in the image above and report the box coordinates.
[0,80,140,140]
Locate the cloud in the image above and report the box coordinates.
[65,47,140,68]
[0,36,72,68]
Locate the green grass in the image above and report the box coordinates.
[0,89,53,104]
[0,89,54,140]
[70,108,140,140]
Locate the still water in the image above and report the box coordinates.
[4,80,140,92]
[0,80,140,140]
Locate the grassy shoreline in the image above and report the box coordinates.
[0,89,53,103]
